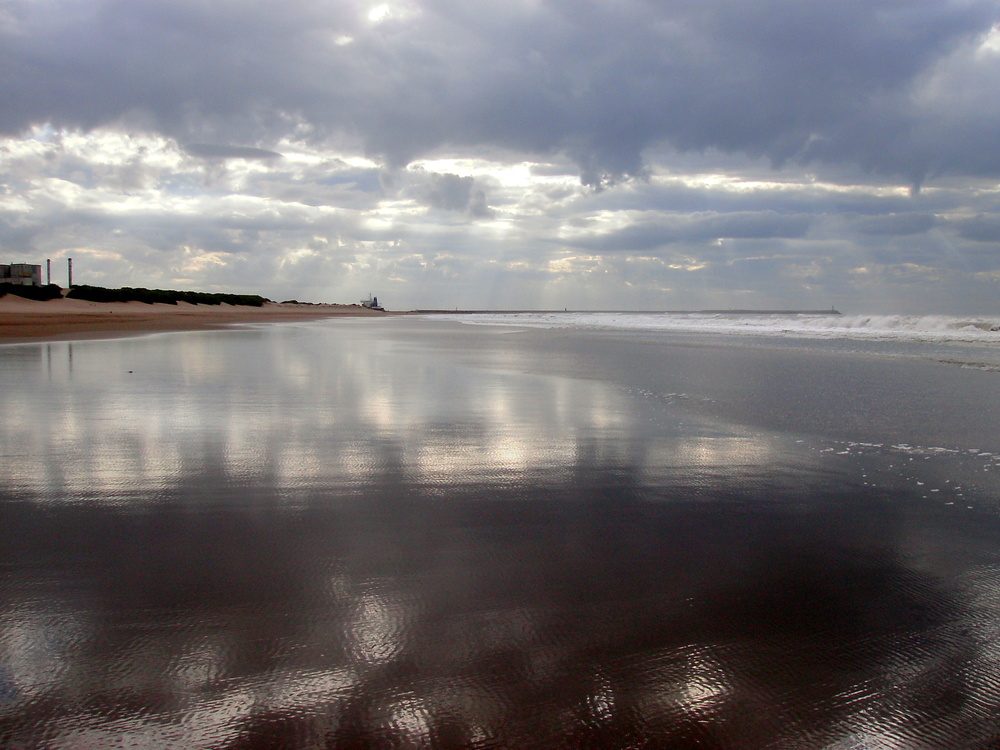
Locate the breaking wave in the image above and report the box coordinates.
[439,312,1000,344]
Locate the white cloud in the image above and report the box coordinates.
[1,0,1000,312]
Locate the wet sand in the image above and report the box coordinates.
[1,317,998,748]
[0,295,389,342]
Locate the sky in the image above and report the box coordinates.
[2,0,1000,313]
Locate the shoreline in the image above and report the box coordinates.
[414,308,843,315]
[0,295,392,343]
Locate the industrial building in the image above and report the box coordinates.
[0,263,42,286]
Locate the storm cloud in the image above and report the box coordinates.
[1,0,999,312]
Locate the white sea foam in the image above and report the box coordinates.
[436,312,1000,344]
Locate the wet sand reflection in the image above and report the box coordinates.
[1,320,999,747]
[2,475,997,747]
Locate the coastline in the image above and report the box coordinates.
[0,295,391,343]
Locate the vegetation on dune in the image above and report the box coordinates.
[0,283,64,301]
[1,285,361,309]
[65,285,270,307]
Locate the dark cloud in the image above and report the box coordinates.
[183,144,283,160]
[853,213,937,235]
[405,171,495,217]
[2,0,998,185]
[411,172,476,212]
[467,187,492,218]
[954,214,1000,242]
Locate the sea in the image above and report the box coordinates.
[1,311,999,749]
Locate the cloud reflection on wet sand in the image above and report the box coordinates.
[1,320,999,747]
[1,481,993,748]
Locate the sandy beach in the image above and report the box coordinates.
[0,294,390,342]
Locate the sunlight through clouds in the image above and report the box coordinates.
[1,0,999,312]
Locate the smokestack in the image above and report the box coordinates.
[46,259,51,285]
[68,257,73,288]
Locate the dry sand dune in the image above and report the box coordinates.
[0,295,389,342]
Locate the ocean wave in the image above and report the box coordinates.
[436,312,1000,344]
